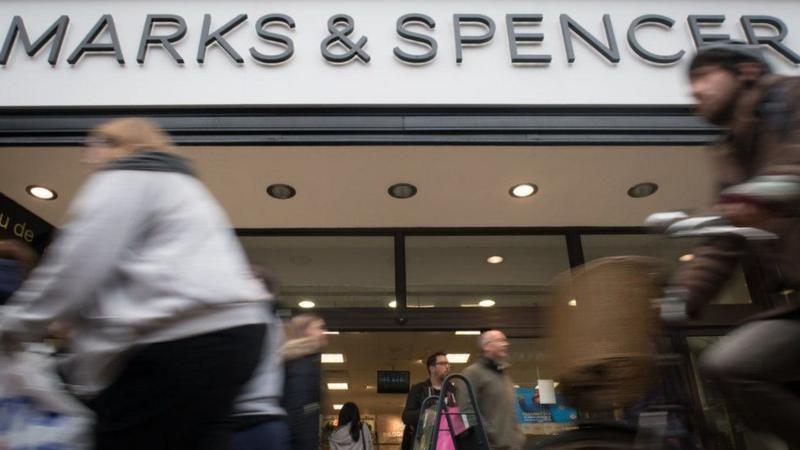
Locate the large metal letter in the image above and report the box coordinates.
[394,13,437,65]
[627,15,684,65]
[506,14,551,64]
[137,14,187,64]
[453,14,495,64]
[67,15,125,65]
[560,14,619,63]
[250,14,295,65]
[0,15,69,66]
[197,14,248,64]
[688,15,729,48]
[741,16,800,64]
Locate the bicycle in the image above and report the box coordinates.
[532,212,778,450]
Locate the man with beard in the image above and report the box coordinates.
[670,43,800,445]
[401,351,451,450]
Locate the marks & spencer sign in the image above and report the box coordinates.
[1,0,799,106]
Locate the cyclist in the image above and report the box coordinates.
[671,43,800,445]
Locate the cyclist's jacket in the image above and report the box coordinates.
[674,75,800,319]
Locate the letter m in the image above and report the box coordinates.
[1,16,69,66]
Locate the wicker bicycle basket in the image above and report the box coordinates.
[549,256,665,412]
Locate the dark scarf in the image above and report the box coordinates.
[480,356,505,373]
[103,151,195,177]
[0,259,22,305]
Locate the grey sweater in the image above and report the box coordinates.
[1,163,270,396]
[458,357,524,450]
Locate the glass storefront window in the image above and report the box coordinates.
[581,234,752,305]
[319,332,571,446]
[239,236,395,308]
[405,235,571,308]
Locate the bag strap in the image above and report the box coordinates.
[361,425,367,450]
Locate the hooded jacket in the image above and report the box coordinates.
[329,423,373,450]
[0,152,271,396]
[673,75,800,319]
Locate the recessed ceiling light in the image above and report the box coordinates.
[510,183,538,198]
[679,254,695,262]
[323,331,340,335]
[298,300,316,309]
[486,256,504,264]
[455,331,481,335]
[327,382,349,391]
[627,182,658,198]
[266,184,296,199]
[446,353,471,364]
[321,353,345,363]
[568,299,578,307]
[26,185,57,200]
[333,404,344,410]
[478,299,496,307]
[388,300,397,308]
[388,183,418,199]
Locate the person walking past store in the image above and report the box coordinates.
[401,351,452,450]
[458,330,524,450]
[231,267,289,450]
[282,313,328,450]
[0,117,271,450]
[329,402,373,450]
[0,239,36,306]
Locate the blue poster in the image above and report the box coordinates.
[514,387,578,424]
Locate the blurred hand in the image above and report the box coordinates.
[713,202,773,228]
[306,319,328,347]
[654,287,690,325]
[48,321,73,342]
[0,330,22,356]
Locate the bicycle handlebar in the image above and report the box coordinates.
[645,212,777,241]
[645,210,776,323]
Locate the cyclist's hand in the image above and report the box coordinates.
[713,202,773,228]
[0,330,22,356]
[654,287,690,325]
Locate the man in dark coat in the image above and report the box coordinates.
[401,351,451,450]
[281,315,327,450]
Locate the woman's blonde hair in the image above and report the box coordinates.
[90,117,178,158]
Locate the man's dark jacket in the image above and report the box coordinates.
[401,379,438,450]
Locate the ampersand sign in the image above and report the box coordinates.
[320,14,370,64]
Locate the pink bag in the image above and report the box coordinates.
[436,406,466,450]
